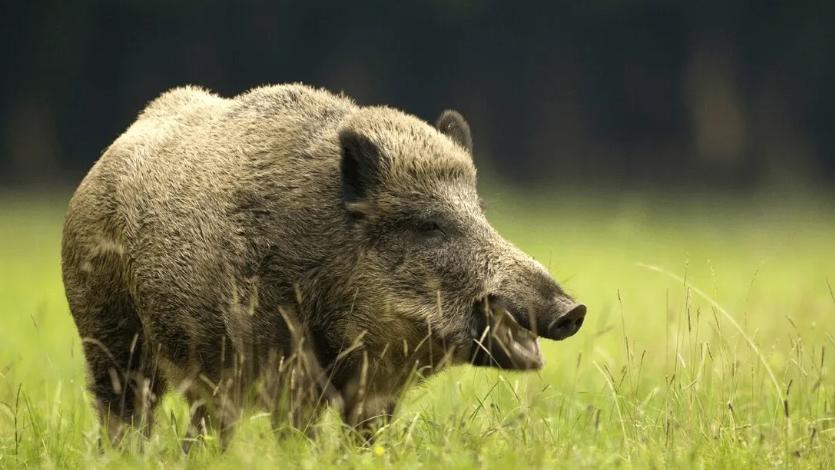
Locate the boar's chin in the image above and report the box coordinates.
[469,297,543,370]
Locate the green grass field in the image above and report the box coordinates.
[1,190,833,468]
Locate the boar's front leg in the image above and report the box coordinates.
[263,373,327,439]
[341,392,397,443]
[181,386,240,453]
[338,366,398,440]
[256,332,338,439]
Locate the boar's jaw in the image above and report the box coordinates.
[469,297,543,370]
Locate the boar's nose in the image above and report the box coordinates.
[545,302,586,340]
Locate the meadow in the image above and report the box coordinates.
[0,189,833,468]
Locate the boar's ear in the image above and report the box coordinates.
[339,129,381,215]
[436,110,472,153]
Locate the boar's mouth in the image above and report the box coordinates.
[469,296,543,370]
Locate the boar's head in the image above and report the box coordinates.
[336,108,585,372]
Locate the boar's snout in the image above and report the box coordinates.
[545,301,586,340]
[468,291,586,370]
[487,251,587,343]
[492,291,586,341]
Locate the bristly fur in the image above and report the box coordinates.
[61,83,582,447]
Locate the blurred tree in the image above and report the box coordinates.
[1,0,833,189]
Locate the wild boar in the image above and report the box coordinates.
[61,84,585,447]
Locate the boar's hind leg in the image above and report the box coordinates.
[79,300,166,445]
[65,260,165,445]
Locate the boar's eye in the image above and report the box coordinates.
[414,220,446,240]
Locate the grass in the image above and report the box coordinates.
[0,189,833,468]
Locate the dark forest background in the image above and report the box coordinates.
[2,1,834,190]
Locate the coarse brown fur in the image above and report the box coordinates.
[61,83,585,448]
